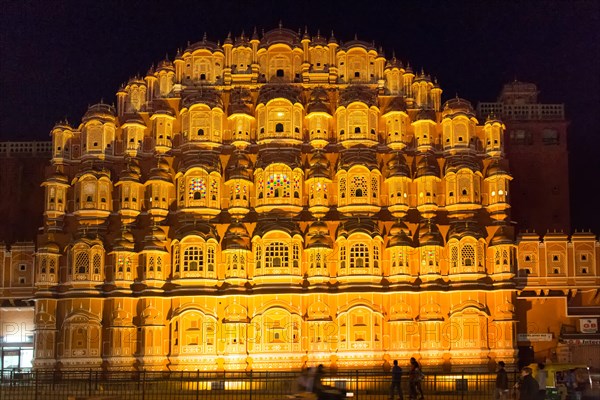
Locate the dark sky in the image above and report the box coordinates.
[1,0,599,233]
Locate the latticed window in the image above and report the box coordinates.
[461,244,475,268]
[371,177,378,198]
[315,252,322,269]
[184,246,203,272]
[266,174,290,198]
[451,247,459,269]
[502,249,509,265]
[339,177,346,198]
[207,247,215,272]
[148,256,154,272]
[340,246,346,268]
[351,176,368,198]
[76,252,89,274]
[266,242,289,268]
[93,254,101,275]
[49,259,56,274]
[189,178,206,200]
[350,243,370,268]
[173,247,180,272]
[255,244,262,269]
[231,183,248,200]
[373,245,379,268]
[495,250,501,265]
[40,257,47,273]
[210,179,218,201]
[157,256,162,272]
[293,243,300,268]
[311,182,328,200]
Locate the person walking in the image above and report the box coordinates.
[408,357,424,400]
[495,361,509,400]
[518,367,540,400]
[536,363,547,400]
[389,359,403,400]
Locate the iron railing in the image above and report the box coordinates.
[0,368,517,400]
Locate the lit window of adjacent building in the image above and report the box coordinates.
[510,130,532,145]
[542,129,559,145]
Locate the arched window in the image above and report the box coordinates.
[183,246,203,272]
[350,243,370,269]
[461,244,475,268]
[75,252,89,275]
[351,176,368,198]
[266,242,289,268]
[276,123,284,132]
[266,174,290,198]
[93,254,101,275]
[189,178,206,200]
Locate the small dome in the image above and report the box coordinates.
[259,25,301,48]
[490,224,514,246]
[113,229,135,252]
[336,218,381,239]
[384,97,407,114]
[180,151,222,174]
[225,150,253,181]
[256,148,301,169]
[385,56,403,70]
[446,220,486,241]
[187,33,221,52]
[442,97,475,118]
[175,222,220,242]
[82,103,116,123]
[337,147,378,172]
[222,221,251,251]
[257,84,301,104]
[148,158,172,182]
[306,220,333,249]
[339,85,377,107]
[415,108,436,121]
[387,221,413,248]
[39,241,60,253]
[121,113,146,126]
[307,150,331,180]
[156,58,174,71]
[182,89,224,110]
[311,31,328,46]
[47,167,69,184]
[253,218,302,238]
[485,158,510,178]
[228,88,254,116]
[414,153,440,178]
[444,154,482,174]
[307,87,331,114]
[120,159,142,181]
[416,220,444,246]
[385,152,411,179]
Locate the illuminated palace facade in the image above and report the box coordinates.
[33,26,520,372]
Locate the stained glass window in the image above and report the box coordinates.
[210,179,218,200]
[189,178,206,199]
[266,174,290,198]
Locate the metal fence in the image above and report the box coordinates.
[0,369,514,400]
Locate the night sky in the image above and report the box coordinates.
[1,0,598,233]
